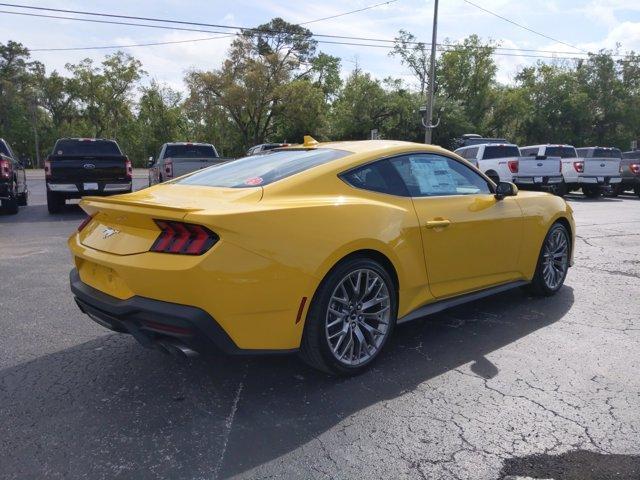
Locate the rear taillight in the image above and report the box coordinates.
[630,163,640,175]
[573,161,584,173]
[164,159,173,179]
[125,157,132,179]
[150,220,218,255]
[77,214,94,232]
[507,160,519,173]
[0,159,11,179]
[44,157,52,179]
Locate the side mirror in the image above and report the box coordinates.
[495,182,518,200]
[147,156,154,167]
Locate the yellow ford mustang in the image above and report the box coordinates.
[68,138,574,375]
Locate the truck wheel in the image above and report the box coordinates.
[608,184,621,197]
[47,191,64,214]
[635,185,640,197]
[582,186,601,198]
[553,182,567,197]
[17,189,28,206]
[1,182,19,214]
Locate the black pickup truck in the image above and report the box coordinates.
[0,138,28,214]
[45,138,132,214]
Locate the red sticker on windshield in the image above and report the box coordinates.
[244,177,264,186]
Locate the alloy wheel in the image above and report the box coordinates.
[542,227,569,290]
[325,268,391,366]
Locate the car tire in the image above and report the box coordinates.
[47,191,64,214]
[299,257,397,375]
[526,222,570,297]
[17,189,28,206]
[1,182,19,214]
[582,185,601,198]
[635,185,640,197]
[608,184,621,197]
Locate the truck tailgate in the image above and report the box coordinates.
[583,158,620,176]
[171,158,225,177]
[518,156,561,177]
[50,155,128,181]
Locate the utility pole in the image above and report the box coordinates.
[424,0,439,144]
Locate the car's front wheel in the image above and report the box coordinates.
[527,223,570,296]
[300,257,397,375]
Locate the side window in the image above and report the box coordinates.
[456,149,468,159]
[389,154,491,197]
[341,159,408,196]
[468,147,478,159]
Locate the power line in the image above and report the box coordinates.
[0,5,628,60]
[462,0,587,53]
[299,0,399,25]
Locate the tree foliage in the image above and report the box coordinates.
[1,29,640,167]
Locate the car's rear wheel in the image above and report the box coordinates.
[553,182,567,197]
[635,185,640,197]
[299,257,397,375]
[17,189,28,206]
[608,184,622,197]
[527,223,570,296]
[47,191,64,214]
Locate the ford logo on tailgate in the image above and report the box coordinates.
[537,162,543,166]
[600,163,606,167]
[83,163,95,169]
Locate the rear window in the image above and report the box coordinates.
[53,140,121,156]
[592,148,622,159]
[482,145,520,159]
[165,144,218,159]
[544,147,577,158]
[176,148,349,188]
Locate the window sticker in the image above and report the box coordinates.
[409,157,457,195]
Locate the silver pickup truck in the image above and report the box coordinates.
[148,142,228,185]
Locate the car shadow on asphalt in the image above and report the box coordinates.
[499,449,640,479]
[0,204,85,223]
[0,286,575,479]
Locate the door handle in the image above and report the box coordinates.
[425,219,451,229]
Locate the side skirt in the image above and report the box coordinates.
[397,280,529,324]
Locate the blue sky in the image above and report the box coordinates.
[2,0,640,91]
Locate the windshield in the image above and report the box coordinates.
[165,144,218,159]
[176,148,349,188]
[483,145,520,159]
[593,148,622,159]
[544,146,577,158]
[53,140,121,156]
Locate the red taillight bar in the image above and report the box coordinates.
[630,164,640,175]
[125,157,132,179]
[573,161,584,173]
[77,214,94,232]
[507,160,519,173]
[164,159,173,179]
[150,220,218,255]
[44,156,52,179]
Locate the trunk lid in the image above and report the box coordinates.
[582,157,621,176]
[78,184,262,255]
[518,156,561,176]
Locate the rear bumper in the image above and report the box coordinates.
[513,176,563,187]
[70,268,294,355]
[48,181,131,196]
[575,176,621,185]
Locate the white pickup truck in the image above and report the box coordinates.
[148,142,228,186]
[522,144,622,197]
[454,143,563,192]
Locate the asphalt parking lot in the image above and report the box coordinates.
[1,174,639,480]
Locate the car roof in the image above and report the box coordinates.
[165,142,213,146]
[456,142,518,149]
[524,144,576,148]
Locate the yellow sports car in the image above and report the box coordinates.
[68,138,574,375]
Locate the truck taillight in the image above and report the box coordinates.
[44,157,52,179]
[630,164,640,175]
[507,160,519,173]
[0,159,11,179]
[125,157,132,179]
[164,159,173,178]
[150,220,218,255]
[573,161,584,173]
